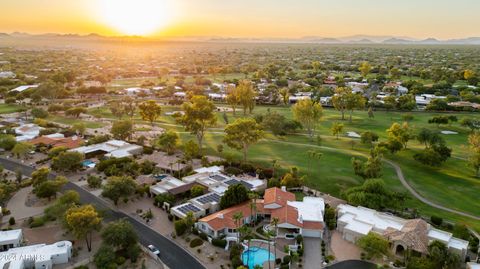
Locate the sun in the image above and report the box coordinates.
[99,0,173,36]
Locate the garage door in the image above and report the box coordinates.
[302,229,323,238]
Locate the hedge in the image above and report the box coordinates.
[190,238,203,248]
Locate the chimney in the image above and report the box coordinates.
[281,186,286,192]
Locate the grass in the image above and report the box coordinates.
[46,115,104,129]
[84,102,480,230]
[0,104,24,114]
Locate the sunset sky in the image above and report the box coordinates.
[1,0,479,39]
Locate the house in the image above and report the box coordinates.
[0,71,15,79]
[15,124,42,142]
[195,187,325,239]
[123,87,150,95]
[415,94,447,107]
[337,204,469,259]
[69,140,142,158]
[149,175,187,196]
[9,85,39,93]
[28,134,83,149]
[0,229,23,251]
[0,241,72,269]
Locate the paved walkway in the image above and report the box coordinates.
[330,231,361,262]
[303,238,323,269]
[2,186,47,223]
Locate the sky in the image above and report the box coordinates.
[1,0,479,39]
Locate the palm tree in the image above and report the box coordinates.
[272,159,279,179]
[307,150,322,179]
[233,211,243,243]
[266,230,273,269]
[249,192,259,226]
[271,217,279,264]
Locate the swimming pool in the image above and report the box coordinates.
[82,160,96,168]
[242,247,274,269]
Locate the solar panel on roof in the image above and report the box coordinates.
[240,181,254,189]
[224,179,240,186]
[197,193,222,204]
[177,203,201,214]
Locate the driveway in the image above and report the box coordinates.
[0,157,206,269]
[303,238,322,269]
[2,186,46,224]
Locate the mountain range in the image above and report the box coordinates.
[1,32,480,45]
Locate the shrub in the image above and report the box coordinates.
[275,258,282,264]
[167,214,173,221]
[231,255,243,268]
[198,232,208,241]
[126,244,141,263]
[87,175,102,189]
[190,238,203,248]
[115,256,126,265]
[431,215,443,226]
[212,238,227,248]
[8,217,15,226]
[29,217,46,228]
[174,219,187,236]
[224,166,243,176]
[282,255,291,265]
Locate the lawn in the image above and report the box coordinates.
[0,104,24,114]
[46,115,104,129]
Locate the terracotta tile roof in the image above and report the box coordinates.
[199,200,264,231]
[264,187,295,207]
[28,136,84,149]
[383,219,429,254]
[271,204,302,228]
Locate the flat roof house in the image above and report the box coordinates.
[14,124,42,142]
[0,229,23,252]
[337,204,469,259]
[69,140,142,158]
[0,241,72,269]
[149,175,186,196]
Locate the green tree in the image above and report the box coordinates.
[279,88,290,106]
[87,175,102,189]
[360,131,379,146]
[346,93,365,122]
[183,139,200,163]
[155,130,179,155]
[138,100,162,126]
[468,132,480,177]
[331,87,350,120]
[94,244,116,269]
[102,176,137,205]
[51,151,84,172]
[226,84,239,116]
[190,185,205,198]
[65,107,87,118]
[110,120,134,140]
[331,122,344,139]
[31,167,51,187]
[292,99,323,139]
[219,184,249,209]
[351,148,383,179]
[11,142,33,159]
[0,135,17,150]
[178,95,217,154]
[31,108,49,119]
[71,122,86,136]
[357,232,391,260]
[358,62,372,77]
[224,118,264,162]
[48,146,69,159]
[34,176,67,200]
[65,204,102,252]
[237,80,256,115]
[343,179,405,210]
[387,122,413,149]
[101,219,138,250]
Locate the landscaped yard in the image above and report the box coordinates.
[0,103,24,114]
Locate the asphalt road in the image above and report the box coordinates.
[0,157,206,269]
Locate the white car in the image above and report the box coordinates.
[148,245,160,256]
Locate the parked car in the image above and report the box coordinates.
[147,244,160,256]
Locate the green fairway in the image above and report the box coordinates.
[46,115,104,129]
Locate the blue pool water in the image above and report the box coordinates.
[242,247,274,269]
[154,174,168,181]
[82,160,95,167]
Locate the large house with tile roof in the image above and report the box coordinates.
[337,204,469,259]
[195,187,325,239]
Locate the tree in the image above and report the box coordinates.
[331,87,350,120]
[190,185,205,198]
[32,167,51,187]
[460,118,480,132]
[87,175,102,189]
[0,135,17,150]
[122,97,137,119]
[102,176,137,205]
[280,167,304,188]
[358,62,372,77]
[65,204,102,252]
[101,219,138,250]
[237,80,256,115]
[183,139,200,163]
[155,130,179,155]
[342,179,405,210]
[224,118,264,162]
[226,84,239,115]
[31,108,49,119]
[71,122,86,136]
[345,93,365,122]
[292,99,323,139]
[138,100,162,126]
[383,96,397,112]
[397,94,416,111]
[279,88,289,106]
[178,96,217,154]
[108,100,125,119]
[331,122,344,139]
[94,244,116,269]
[34,176,67,200]
[360,131,379,146]
[428,116,449,127]
[357,232,390,260]
[387,122,413,149]
[468,132,480,177]
[11,142,32,159]
[324,206,336,230]
[233,211,244,243]
[51,151,84,172]
[351,147,383,179]
[111,120,133,140]
[219,184,249,209]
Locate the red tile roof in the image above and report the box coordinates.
[264,187,295,207]
[28,136,83,149]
